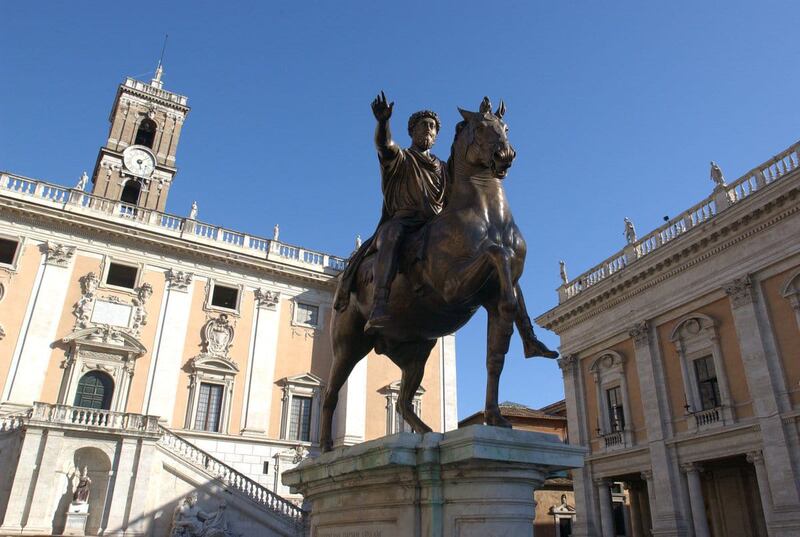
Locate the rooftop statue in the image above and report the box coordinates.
[323,94,557,451]
[624,217,637,245]
[710,160,726,187]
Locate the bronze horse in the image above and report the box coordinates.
[320,97,556,451]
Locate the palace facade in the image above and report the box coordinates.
[0,70,457,536]
[536,140,800,536]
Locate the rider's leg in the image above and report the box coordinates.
[365,220,404,332]
[514,284,558,359]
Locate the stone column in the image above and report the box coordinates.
[625,482,643,537]
[333,358,367,446]
[3,243,75,403]
[596,479,616,537]
[105,438,139,535]
[629,322,690,534]
[559,354,599,537]
[681,463,711,537]
[747,451,774,528]
[23,429,66,533]
[0,428,45,532]
[439,334,458,432]
[126,440,158,535]
[725,277,800,511]
[240,289,281,436]
[143,270,194,425]
[641,470,658,533]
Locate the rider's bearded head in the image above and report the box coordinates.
[408,110,440,151]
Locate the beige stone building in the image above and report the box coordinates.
[536,140,800,536]
[0,69,457,536]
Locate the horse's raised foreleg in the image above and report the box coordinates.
[484,304,514,428]
[513,284,559,359]
[320,308,374,452]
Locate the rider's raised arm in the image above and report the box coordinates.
[372,91,400,163]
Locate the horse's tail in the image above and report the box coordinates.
[333,235,375,312]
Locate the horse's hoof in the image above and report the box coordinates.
[321,438,333,453]
[485,411,512,429]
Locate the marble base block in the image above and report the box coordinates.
[283,425,585,537]
[64,502,89,536]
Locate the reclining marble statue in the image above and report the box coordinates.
[322,93,558,451]
[169,494,237,537]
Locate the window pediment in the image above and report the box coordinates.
[190,355,239,375]
[589,350,625,375]
[379,380,426,396]
[62,326,147,356]
[278,372,323,388]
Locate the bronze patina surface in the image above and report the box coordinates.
[322,94,557,451]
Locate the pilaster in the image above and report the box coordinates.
[725,276,800,511]
[241,289,281,436]
[4,243,75,404]
[0,428,45,532]
[680,463,711,537]
[333,358,367,446]
[105,438,140,535]
[22,429,65,533]
[143,270,194,424]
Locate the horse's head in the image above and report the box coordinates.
[453,97,516,179]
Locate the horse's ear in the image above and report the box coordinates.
[479,97,492,114]
[458,108,472,121]
[495,100,506,119]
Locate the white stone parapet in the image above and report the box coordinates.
[28,401,161,434]
[556,141,800,303]
[283,425,586,537]
[0,172,347,275]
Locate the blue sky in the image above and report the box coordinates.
[2,1,798,419]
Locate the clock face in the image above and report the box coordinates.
[123,146,156,178]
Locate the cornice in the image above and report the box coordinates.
[0,197,338,290]
[536,178,799,333]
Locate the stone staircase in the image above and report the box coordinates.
[0,403,307,537]
[157,426,306,530]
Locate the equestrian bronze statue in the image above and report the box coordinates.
[321,95,557,451]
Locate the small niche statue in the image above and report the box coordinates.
[72,466,91,504]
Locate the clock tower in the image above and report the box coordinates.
[91,65,190,212]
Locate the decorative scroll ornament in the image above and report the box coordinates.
[74,272,100,329]
[130,283,153,336]
[724,276,754,309]
[0,324,5,341]
[201,314,234,359]
[44,242,76,267]
[629,321,650,347]
[165,268,193,292]
[557,354,577,372]
[255,288,280,310]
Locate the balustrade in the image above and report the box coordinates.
[28,402,160,433]
[691,407,722,428]
[0,171,346,275]
[601,430,624,449]
[556,140,800,302]
[157,428,305,526]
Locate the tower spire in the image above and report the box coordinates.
[150,34,168,89]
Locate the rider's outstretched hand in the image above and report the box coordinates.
[371,91,394,122]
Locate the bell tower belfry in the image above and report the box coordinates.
[91,65,190,212]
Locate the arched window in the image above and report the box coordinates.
[73,371,114,410]
[134,118,157,148]
[120,179,141,205]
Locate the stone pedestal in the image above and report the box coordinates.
[64,502,89,536]
[283,425,585,537]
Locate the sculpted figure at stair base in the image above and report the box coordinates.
[323,96,557,452]
[170,494,237,537]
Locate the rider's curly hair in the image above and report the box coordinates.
[407,110,441,136]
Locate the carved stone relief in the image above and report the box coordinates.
[724,275,755,309]
[255,288,280,310]
[72,272,152,337]
[200,314,235,361]
[44,242,76,267]
[165,268,193,292]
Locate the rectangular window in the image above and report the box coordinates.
[288,395,313,441]
[295,303,319,326]
[262,461,270,474]
[694,356,721,410]
[105,262,138,289]
[194,383,224,432]
[0,238,19,265]
[606,386,625,431]
[211,284,239,309]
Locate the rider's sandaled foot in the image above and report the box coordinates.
[522,332,559,359]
